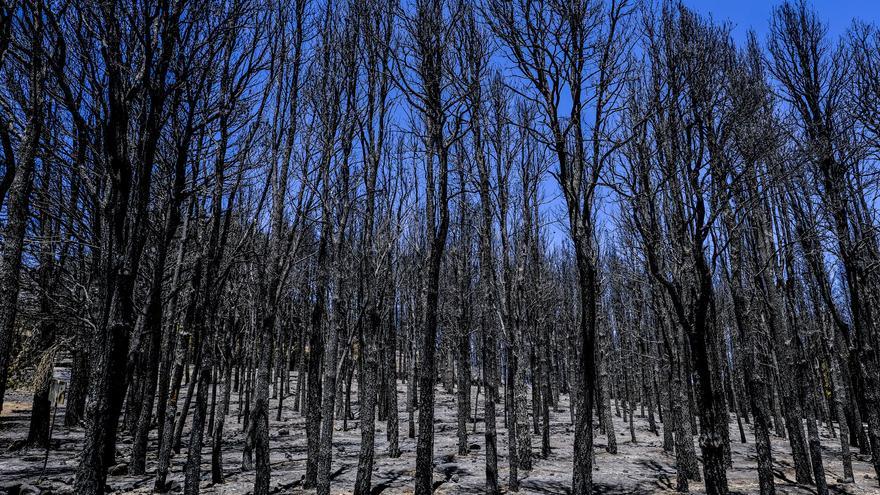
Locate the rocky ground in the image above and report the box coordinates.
[0,370,877,494]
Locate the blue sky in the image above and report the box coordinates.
[689,0,876,40]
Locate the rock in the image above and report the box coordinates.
[469,443,480,451]
[7,439,27,451]
[451,474,459,483]
[337,445,346,453]
[278,428,290,436]
[1,484,21,495]
[19,484,41,495]
[108,462,129,475]
[166,480,183,492]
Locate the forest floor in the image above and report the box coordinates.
[0,369,877,494]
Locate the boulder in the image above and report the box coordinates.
[108,463,129,476]
[19,484,41,495]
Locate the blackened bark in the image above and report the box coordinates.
[26,195,58,448]
[154,307,193,492]
[0,24,41,409]
[685,260,729,495]
[598,323,617,454]
[455,322,470,455]
[385,318,401,457]
[571,242,598,495]
[414,236,447,495]
[727,270,775,495]
[130,190,185,475]
[316,305,343,495]
[830,344,854,482]
[251,316,274,495]
[539,328,552,458]
[183,328,212,495]
[65,331,90,426]
[26,325,55,448]
[515,338,532,471]
[211,342,234,483]
[483,315,500,493]
[26,357,53,448]
[354,311,380,495]
[304,234,328,487]
[505,343,519,490]
[409,2,454,488]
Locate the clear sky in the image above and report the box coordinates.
[687,0,877,40]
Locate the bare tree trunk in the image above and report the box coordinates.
[154,320,191,492]
[385,317,401,457]
[354,312,380,494]
[251,316,274,495]
[184,327,213,495]
[830,343,854,482]
[212,339,234,483]
[0,19,41,409]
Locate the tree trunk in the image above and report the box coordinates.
[251,315,274,495]
[354,310,381,495]
[0,106,38,411]
[212,349,234,483]
[183,330,212,495]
